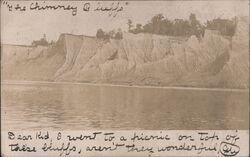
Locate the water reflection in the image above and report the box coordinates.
[1,83,249,130]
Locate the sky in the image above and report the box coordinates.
[1,0,249,45]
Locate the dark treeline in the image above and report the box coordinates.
[128,13,237,37]
[96,28,123,40]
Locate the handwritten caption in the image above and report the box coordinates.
[1,130,249,156]
[1,1,129,17]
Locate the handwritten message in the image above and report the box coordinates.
[1,130,249,156]
[1,1,129,17]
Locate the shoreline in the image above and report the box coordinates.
[1,80,249,92]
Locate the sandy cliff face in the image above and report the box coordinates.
[178,16,249,88]
[2,16,249,89]
[1,44,65,81]
[218,16,249,88]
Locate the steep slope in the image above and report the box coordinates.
[177,16,249,88]
[217,16,249,88]
[53,30,232,87]
[54,34,83,78]
[1,44,65,81]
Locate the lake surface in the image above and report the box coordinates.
[1,82,249,130]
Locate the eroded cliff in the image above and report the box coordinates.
[2,17,249,89]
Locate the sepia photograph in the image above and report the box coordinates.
[1,0,249,156]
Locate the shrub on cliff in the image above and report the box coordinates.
[32,34,49,47]
[96,29,105,39]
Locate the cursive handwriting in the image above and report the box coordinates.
[1,1,129,17]
[4,131,245,157]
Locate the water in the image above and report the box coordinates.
[1,82,249,130]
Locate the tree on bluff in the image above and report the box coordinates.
[205,17,237,36]
[32,34,49,47]
[96,29,105,39]
[127,19,133,31]
[114,28,123,40]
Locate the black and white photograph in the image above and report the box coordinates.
[1,0,249,156]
